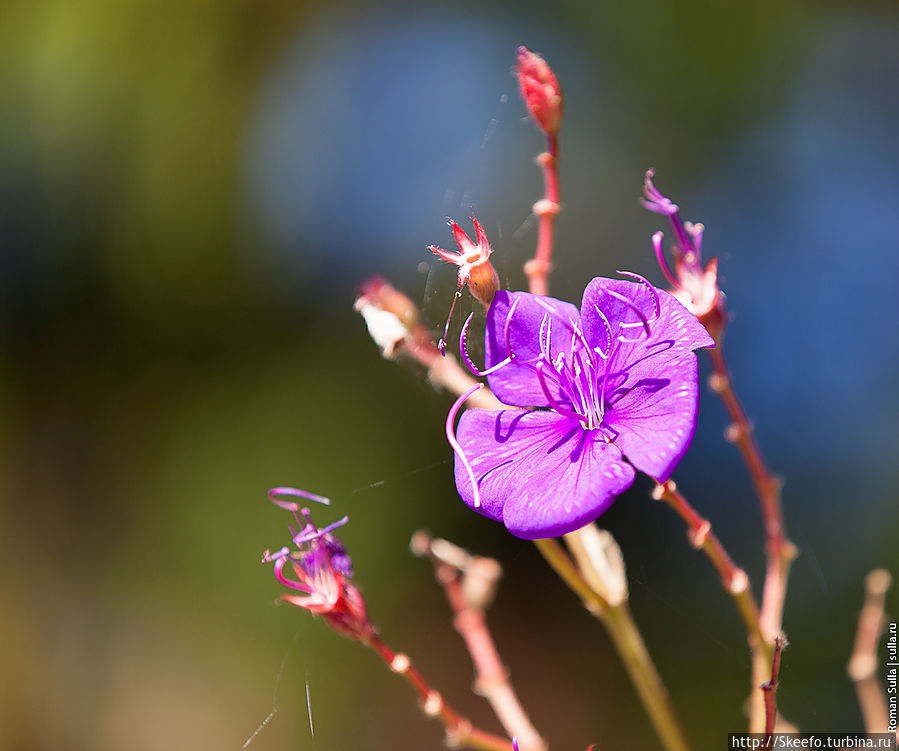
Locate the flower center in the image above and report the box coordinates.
[533,318,614,432]
[527,280,660,434]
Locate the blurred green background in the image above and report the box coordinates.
[1,0,897,749]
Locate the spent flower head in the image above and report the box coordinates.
[430,216,501,353]
[354,275,426,358]
[262,487,373,641]
[429,216,500,309]
[642,170,726,341]
[447,275,714,539]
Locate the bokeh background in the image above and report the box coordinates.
[1,0,897,749]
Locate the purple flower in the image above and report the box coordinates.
[447,275,714,539]
[262,487,373,641]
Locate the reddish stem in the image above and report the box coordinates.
[525,134,560,296]
[653,478,774,731]
[762,635,788,738]
[653,480,764,649]
[365,633,515,751]
[707,345,797,642]
[413,533,546,751]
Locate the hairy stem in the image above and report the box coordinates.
[365,633,515,751]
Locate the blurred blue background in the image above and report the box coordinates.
[1,1,897,749]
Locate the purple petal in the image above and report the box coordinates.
[484,291,582,408]
[601,348,701,481]
[581,278,714,355]
[454,409,635,539]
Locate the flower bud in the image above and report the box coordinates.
[516,46,563,137]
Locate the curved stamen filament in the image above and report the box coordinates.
[571,323,594,360]
[262,546,290,564]
[570,350,593,420]
[652,231,680,289]
[268,487,331,512]
[293,516,350,546]
[592,305,613,359]
[438,290,463,356]
[686,221,704,260]
[598,338,623,416]
[540,313,553,361]
[617,270,661,320]
[529,298,583,345]
[446,384,484,508]
[606,289,652,339]
[535,362,588,425]
[502,294,524,361]
[272,556,314,593]
[459,313,512,376]
[552,352,581,411]
[578,349,601,426]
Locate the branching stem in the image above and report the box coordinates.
[653,480,765,649]
[365,633,515,751]
[412,532,546,751]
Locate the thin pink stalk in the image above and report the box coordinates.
[762,635,788,739]
[653,480,764,649]
[365,632,515,751]
[653,478,776,732]
[707,346,797,645]
[525,134,560,296]
[412,532,546,751]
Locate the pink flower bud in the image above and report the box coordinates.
[516,46,563,137]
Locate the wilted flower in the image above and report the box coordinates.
[262,487,373,641]
[447,276,714,539]
[430,216,501,353]
[516,46,563,138]
[354,275,423,358]
[642,170,726,341]
[429,216,500,310]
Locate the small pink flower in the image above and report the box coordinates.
[430,216,501,353]
[262,487,373,642]
[429,216,500,310]
[516,46,563,137]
